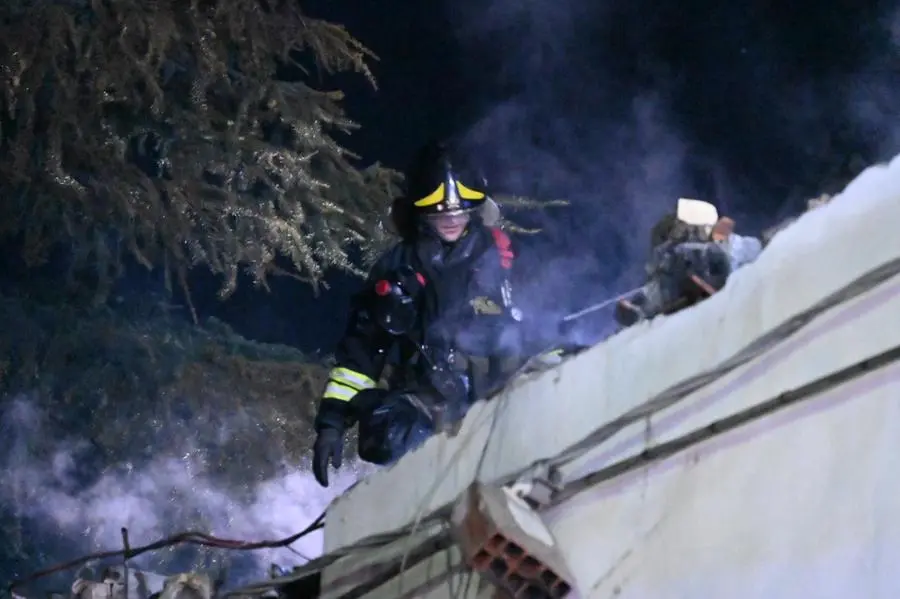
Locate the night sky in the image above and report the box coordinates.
[132,0,900,352]
[0,0,897,589]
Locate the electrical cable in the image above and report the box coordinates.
[542,256,900,475]
[245,348,563,598]
[549,341,900,506]
[10,500,455,598]
[330,531,456,599]
[8,512,326,594]
[222,509,453,596]
[313,255,900,597]
[17,258,896,598]
[389,346,566,598]
[13,321,570,597]
[388,340,567,586]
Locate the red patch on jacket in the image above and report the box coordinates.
[491,228,514,269]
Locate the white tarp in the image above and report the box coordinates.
[321,153,900,597]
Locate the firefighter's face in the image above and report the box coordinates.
[427,212,470,242]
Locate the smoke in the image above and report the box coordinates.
[848,3,900,161]
[0,396,373,590]
[442,0,900,345]
[893,5,900,47]
[443,0,691,345]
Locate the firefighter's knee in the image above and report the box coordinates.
[357,392,434,466]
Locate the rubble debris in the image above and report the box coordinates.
[160,572,216,599]
[762,194,834,246]
[8,517,325,599]
[452,483,575,598]
[7,181,858,599]
[70,567,215,599]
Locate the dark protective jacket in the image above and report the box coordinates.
[315,221,524,431]
[614,239,732,327]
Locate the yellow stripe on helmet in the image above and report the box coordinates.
[413,181,486,207]
[414,183,446,207]
[456,181,485,199]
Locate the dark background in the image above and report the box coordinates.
[0,0,897,590]
[20,0,900,353]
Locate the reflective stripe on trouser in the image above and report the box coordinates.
[322,367,376,402]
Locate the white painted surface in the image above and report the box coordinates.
[320,543,487,599]
[548,361,900,598]
[321,154,900,597]
[326,364,900,598]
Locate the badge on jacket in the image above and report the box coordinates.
[470,296,503,315]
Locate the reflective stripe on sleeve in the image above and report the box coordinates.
[328,367,376,392]
[322,380,358,402]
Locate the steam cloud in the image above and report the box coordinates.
[442,0,900,344]
[849,3,900,161]
[4,0,900,593]
[444,0,694,345]
[0,396,373,590]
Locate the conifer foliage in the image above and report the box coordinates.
[0,0,401,303]
[0,2,389,577]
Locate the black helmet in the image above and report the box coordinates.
[389,141,500,237]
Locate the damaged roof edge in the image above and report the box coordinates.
[321,153,900,554]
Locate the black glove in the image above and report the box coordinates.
[312,427,344,487]
[312,389,360,487]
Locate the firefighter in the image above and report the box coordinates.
[710,217,762,271]
[615,199,732,327]
[311,141,528,487]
